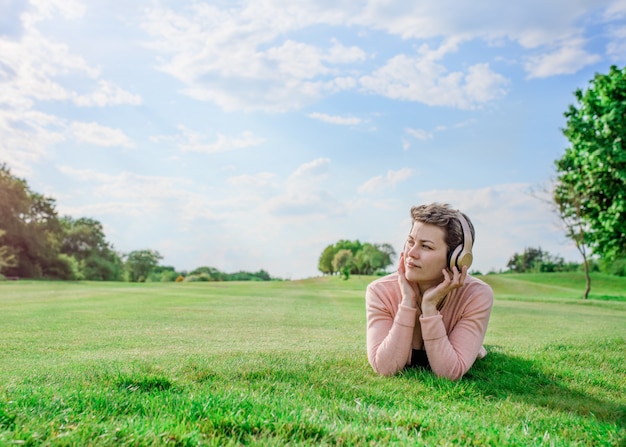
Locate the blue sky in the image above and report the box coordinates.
[2,0,625,279]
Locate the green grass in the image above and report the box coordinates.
[0,274,624,446]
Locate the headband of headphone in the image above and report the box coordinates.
[449,212,473,270]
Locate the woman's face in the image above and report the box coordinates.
[404,221,448,285]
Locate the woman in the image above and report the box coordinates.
[366,203,493,380]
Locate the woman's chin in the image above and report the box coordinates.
[404,270,420,283]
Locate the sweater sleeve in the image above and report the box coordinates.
[366,281,416,376]
[421,281,494,380]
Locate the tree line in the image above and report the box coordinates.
[0,164,275,282]
[505,247,593,274]
[318,240,396,279]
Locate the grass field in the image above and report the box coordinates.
[0,273,624,446]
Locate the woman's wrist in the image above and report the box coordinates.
[421,303,438,317]
[401,296,418,308]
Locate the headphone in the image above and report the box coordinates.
[448,212,473,270]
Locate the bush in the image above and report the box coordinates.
[601,256,626,276]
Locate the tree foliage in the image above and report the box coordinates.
[60,217,123,280]
[554,65,626,263]
[506,247,585,273]
[0,229,17,274]
[0,164,66,278]
[124,249,163,282]
[318,240,395,276]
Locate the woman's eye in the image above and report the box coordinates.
[422,244,432,250]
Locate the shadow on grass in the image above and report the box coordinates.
[463,346,625,427]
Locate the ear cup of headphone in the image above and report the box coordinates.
[456,251,473,269]
[450,213,473,270]
[449,245,463,270]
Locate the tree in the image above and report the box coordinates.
[60,217,123,280]
[506,247,568,273]
[318,239,395,276]
[0,229,17,274]
[0,164,67,278]
[332,249,353,280]
[318,245,336,275]
[553,185,593,298]
[554,65,626,266]
[124,249,163,282]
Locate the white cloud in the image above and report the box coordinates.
[605,0,626,19]
[308,112,363,126]
[228,172,278,190]
[524,40,602,78]
[176,126,265,154]
[406,128,434,141]
[353,0,602,49]
[27,0,85,22]
[0,108,64,175]
[266,190,345,217]
[606,25,626,60]
[72,80,142,107]
[358,168,414,194]
[406,119,474,142]
[288,157,331,183]
[68,122,134,148]
[261,157,346,218]
[0,0,142,174]
[138,0,623,113]
[141,4,364,112]
[359,42,508,109]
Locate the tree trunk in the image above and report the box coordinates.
[582,255,591,300]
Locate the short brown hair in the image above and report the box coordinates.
[410,203,475,256]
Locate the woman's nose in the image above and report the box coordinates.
[407,245,419,258]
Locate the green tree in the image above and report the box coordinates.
[506,247,568,273]
[60,217,123,280]
[554,65,626,265]
[0,164,67,278]
[332,249,353,280]
[125,249,163,282]
[318,240,395,276]
[190,266,225,281]
[318,244,336,275]
[0,229,17,275]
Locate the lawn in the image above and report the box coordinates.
[0,274,624,446]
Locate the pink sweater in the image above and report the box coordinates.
[366,273,493,380]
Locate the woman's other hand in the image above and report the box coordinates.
[398,252,420,308]
[421,265,467,317]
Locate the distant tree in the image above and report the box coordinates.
[554,65,626,265]
[335,239,363,256]
[125,249,163,282]
[318,239,395,276]
[506,247,569,273]
[332,249,353,280]
[553,185,593,298]
[60,216,123,280]
[190,266,225,281]
[0,164,66,278]
[318,245,336,275]
[354,243,383,275]
[377,243,397,270]
[0,229,17,274]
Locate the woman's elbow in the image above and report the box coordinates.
[368,357,401,377]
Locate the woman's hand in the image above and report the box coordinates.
[421,265,467,317]
[398,252,420,308]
